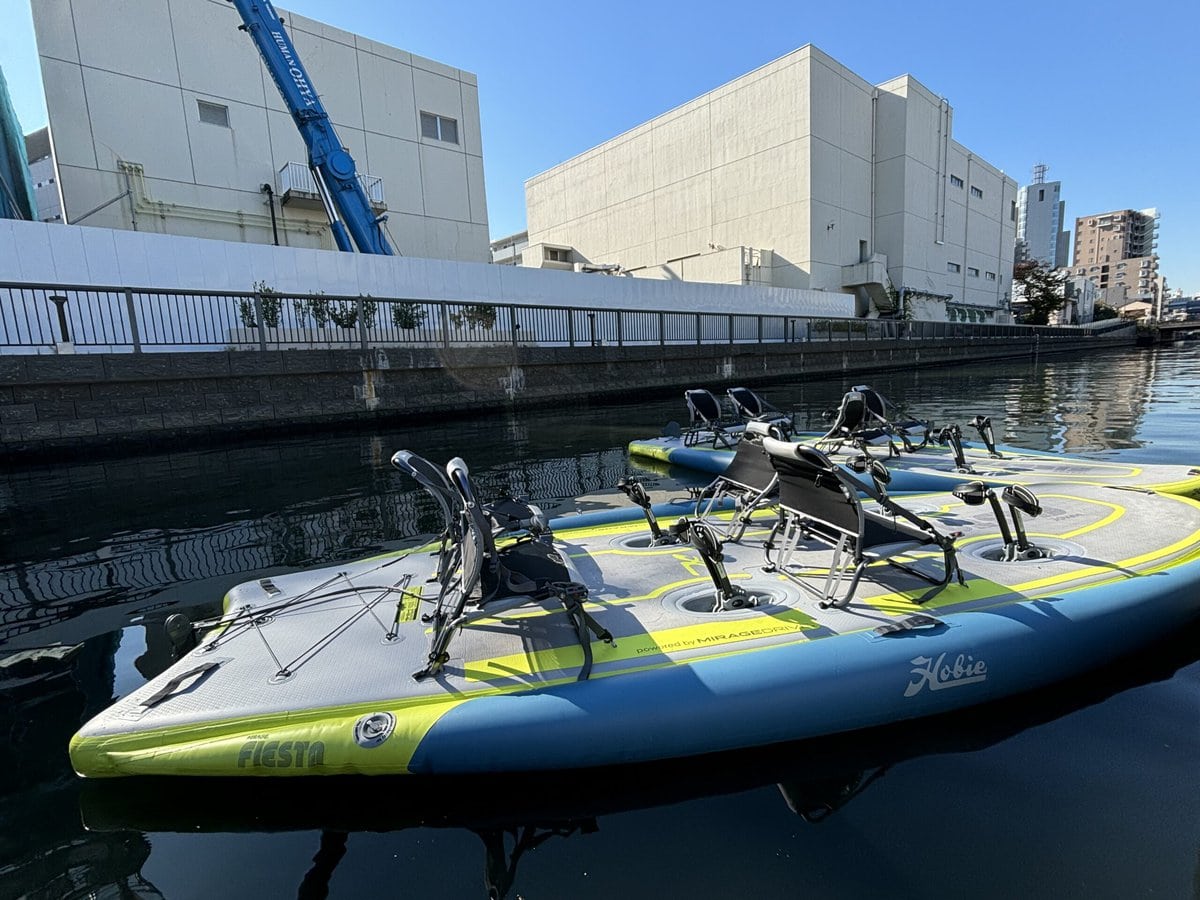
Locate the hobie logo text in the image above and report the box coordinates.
[904,652,987,697]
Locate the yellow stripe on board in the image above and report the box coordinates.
[462,607,821,682]
[71,689,478,778]
[627,443,673,463]
[862,491,1200,615]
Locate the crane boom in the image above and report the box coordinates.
[229,0,393,255]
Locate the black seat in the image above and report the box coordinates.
[760,437,962,608]
[445,457,565,603]
[817,386,931,457]
[726,387,792,433]
[851,384,931,451]
[391,449,461,586]
[683,388,737,448]
[695,420,781,541]
[394,452,610,681]
[816,389,881,452]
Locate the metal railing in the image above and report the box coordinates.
[0,282,1131,355]
[277,162,385,206]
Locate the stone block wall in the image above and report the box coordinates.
[0,330,1132,459]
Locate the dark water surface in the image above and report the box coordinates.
[2,344,1199,899]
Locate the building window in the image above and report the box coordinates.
[420,112,459,144]
[970,186,984,199]
[947,262,961,273]
[1010,200,1017,222]
[985,271,997,281]
[197,99,230,128]
[544,247,568,262]
[1038,189,1045,201]
[967,267,980,277]
[950,175,964,188]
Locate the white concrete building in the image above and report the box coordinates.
[490,230,528,266]
[30,0,489,262]
[1060,274,1097,325]
[523,46,1017,323]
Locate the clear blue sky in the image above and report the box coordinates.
[2,0,1197,293]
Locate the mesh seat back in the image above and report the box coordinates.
[858,388,890,428]
[721,435,778,493]
[685,389,724,427]
[762,438,860,537]
[826,391,867,436]
[727,387,764,418]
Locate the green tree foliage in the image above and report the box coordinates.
[1092,303,1119,322]
[237,280,281,328]
[1012,261,1067,325]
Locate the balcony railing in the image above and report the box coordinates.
[277,162,386,208]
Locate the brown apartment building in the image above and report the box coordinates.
[1071,208,1159,307]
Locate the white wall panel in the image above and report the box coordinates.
[33,1,488,263]
[4,221,856,319]
[358,53,419,142]
[37,58,96,169]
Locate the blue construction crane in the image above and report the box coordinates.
[229,0,393,255]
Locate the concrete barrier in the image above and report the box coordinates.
[0,331,1132,459]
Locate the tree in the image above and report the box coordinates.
[1012,261,1067,325]
[1092,303,1119,322]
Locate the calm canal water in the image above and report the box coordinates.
[2,343,1199,899]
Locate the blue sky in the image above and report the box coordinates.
[2,0,1197,293]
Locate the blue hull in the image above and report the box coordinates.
[628,434,1200,495]
[409,551,1200,773]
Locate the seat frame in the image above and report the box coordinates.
[818,386,933,457]
[683,388,738,449]
[760,438,962,608]
[726,387,793,434]
[393,451,610,680]
[694,420,783,542]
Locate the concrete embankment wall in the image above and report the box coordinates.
[0,330,1132,459]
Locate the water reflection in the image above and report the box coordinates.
[0,443,634,652]
[3,344,1199,899]
[761,346,1169,455]
[68,619,1200,900]
[5,346,1186,651]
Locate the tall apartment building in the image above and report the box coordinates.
[1015,165,1068,268]
[523,45,1017,323]
[1071,208,1159,307]
[31,0,490,261]
[23,127,62,223]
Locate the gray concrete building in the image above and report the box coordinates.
[30,0,489,261]
[522,46,1017,323]
[23,127,62,223]
[1015,165,1068,268]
